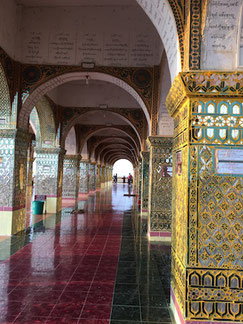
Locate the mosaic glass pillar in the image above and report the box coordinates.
[140,151,150,218]
[26,155,35,212]
[0,129,31,235]
[101,165,106,185]
[89,162,97,192]
[96,164,101,188]
[166,72,243,323]
[104,166,108,182]
[147,136,173,241]
[79,160,89,194]
[133,165,138,192]
[62,155,81,205]
[35,147,65,214]
[138,162,142,202]
[109,167,113,181]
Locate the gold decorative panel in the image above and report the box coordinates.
[147,136,173,233]
[167,71,243,322]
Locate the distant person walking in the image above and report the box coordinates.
[128,173,132,185]
[113,173,118,183]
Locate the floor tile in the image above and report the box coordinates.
[20,302,55,318]
[80,303,111,320]
[110,305,141,321]
[50,302,83,319]
[141,307,172,323]
[0,184,175,323]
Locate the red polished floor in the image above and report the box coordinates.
[0,184,133,323]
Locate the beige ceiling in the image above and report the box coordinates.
[77,110,128,125]
[47,80,140,108]
[16,0,136,7]
[93,129,129,137]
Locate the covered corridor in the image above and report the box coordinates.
[0,184,172,323]
[0,0,242,323]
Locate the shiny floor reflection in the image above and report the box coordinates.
[0,184,173,323]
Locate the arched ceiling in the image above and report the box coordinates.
[75,125,141,163]
[48,80,140,109]
[16,0,172,164]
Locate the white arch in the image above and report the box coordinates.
[63,109,143,149]
[81,127,140,154]
[136,0,181,81]
[19,71,151,135]
[65,126,77,155]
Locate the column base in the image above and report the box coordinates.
[148,230,171,242]
[170,287,184,324]
[170,287,241,324]
[0,207,25,235]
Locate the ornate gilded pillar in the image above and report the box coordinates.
[140,151,150,218]
[96,164,101,188]
[110,167,113,181]
[138,161,142,201]
[166,72,243,323]
[79,160,89,194]
[89,162,97,192]
[0,129,31,235]
[133,165,138,191]
[105,166,108,182]
[35,147,65,214]
[62,155,81,205]
[26,148,35,212]
[101,165,106,185]
[107,166,112,182]
[147,137,173,241]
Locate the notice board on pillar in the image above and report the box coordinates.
[214,148,243,176]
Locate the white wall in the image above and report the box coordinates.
[20,5,163,67]
[81,141,89,160]
[0,0,20,59]
[201,0,243,70]
[239,8,243,66]
[65,126,77,154]
[136,0,181,82]
[157,54,173,136]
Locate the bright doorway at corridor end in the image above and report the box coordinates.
[112,159,133,182]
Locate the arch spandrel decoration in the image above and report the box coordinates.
[20,66,154,133]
